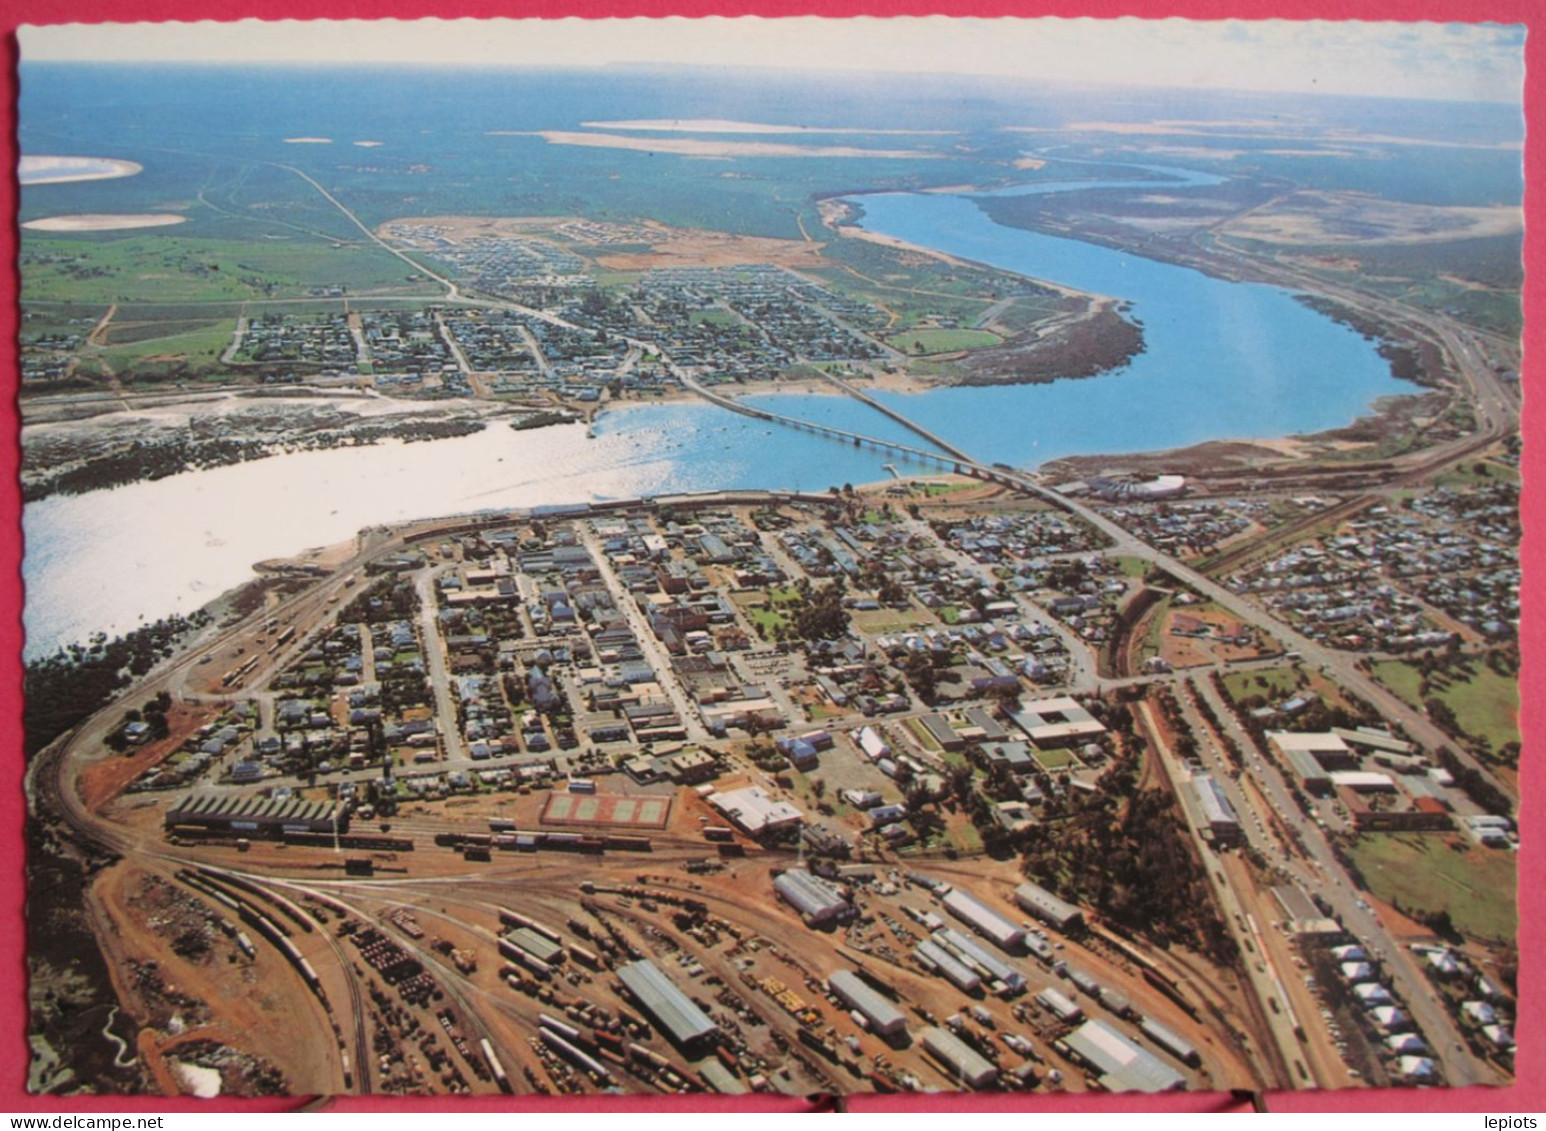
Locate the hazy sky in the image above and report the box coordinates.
[19,17,1526,104]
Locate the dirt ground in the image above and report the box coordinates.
[87,861,339,1096]
[1220,191,1521,247]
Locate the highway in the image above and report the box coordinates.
[1186,675,1496,1088]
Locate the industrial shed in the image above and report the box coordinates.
[920,1028,999,1089]
[504,927,564,966]
[914,940,983,995]
[1014,881,1084,932]
[1059,1020,1185,1093]
[165,793,346,835]
[933,928,1026,995]
[773,870,850,927]
[616,960,719,1052]
[1138,1018,1201,1066]
[827,970,907,1039]
[941,889,1025,952]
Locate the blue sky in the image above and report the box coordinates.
[19,17,1527,104]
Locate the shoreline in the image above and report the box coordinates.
[18,155,143,186]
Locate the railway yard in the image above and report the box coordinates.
[28,432,1521,1099]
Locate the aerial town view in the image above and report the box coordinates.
[13,18,1524,1102]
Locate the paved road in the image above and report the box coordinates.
[1189,675,1494,1088]
[415,564,465,764]
[575,521,714,745]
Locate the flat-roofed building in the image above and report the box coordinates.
[1330,771,1397,793]
[920,1027,999,1089]
[827,970,907,1038]
[1333,727,1414,756]
[919,713,965,751]
[1035,986,1083,1024]
[1139,1019,1201,1067]
[1059,1019,1185,1093]
[706,786,802,837]
[1012,696,1106,747]
[504,927,565,966]
[1190,774,1242,845]
[1267,731,1356,770]
[1283,746,1334,794]
[616,960,720,1052]
[932,928,1025,995]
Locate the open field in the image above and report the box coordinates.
[21,233,431,305]
[1348,833,1516,943]
[888,328,1002,354]
[1218,191,1521,247]
[1372,657,1520,751]
[1222,666,1301,703]
[92,320,236,369]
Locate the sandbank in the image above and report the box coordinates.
[580,118,953,136]
[502,130,941,160]
[19,155,142,185]
[23,213,187,232]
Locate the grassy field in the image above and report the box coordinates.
[1434,460,1521,488]
[1033,746,1076,771]
[1371,660,1425,708]
[1373,658,1519,749]
[21,232,429,305]
[734,587,799,639]
[688,308,743,327]
[888,328,1001,355]
[1349,833,1516,943]
[852,608,932,633]
[96,319,236,361]
[1222,666,1302,703]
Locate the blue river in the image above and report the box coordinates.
[846,184,1410,468]
[23,172,1417,657]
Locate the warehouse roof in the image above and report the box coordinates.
[941,888,1024,951]
[827,970,907,1036]
[707,786,802,834]
[774,870,849,923]
[920,1027,998,1089]
[1061,1020,1184,1093]
[617,960,719,1048]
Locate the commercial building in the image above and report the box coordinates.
[1014,881,1084,932]
[616,960,720,1052]
[941,889,1025,952]
[1058,1019,1185,1093]
[1266,731,1356,770]
[1190,774,1242,845]
[1011,697,1106,747]
[918,714,965,751]
[773,870,850,927]
[826,970,907,1038]
[920,1028,999,1089]
[706,786,802,838]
